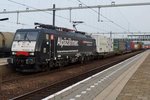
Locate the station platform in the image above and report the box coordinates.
[116,50,150,100]
[94,50,150,100]
[0,58,7,66]
[43,50,150,100]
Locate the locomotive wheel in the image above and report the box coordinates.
[41,65,47,72]
[80,56,85,64]
[48,61,54,69]
[35,64,42,72]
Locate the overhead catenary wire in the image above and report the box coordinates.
[67,0,108,32]
[76,0,128,31]
[0,22,22,31]
[6,0,108,32]
[3,0,150,32]
[107,0,131,32]
[7,0,69,21]
[104,0,138,32]
[7,0,73,29]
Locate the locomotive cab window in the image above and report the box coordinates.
[14,31,39,41]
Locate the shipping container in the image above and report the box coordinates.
[113,39,126,53]
[130,41,135,50]
[91,35,113,53]
[130,41,143,50]
[125,40,131,51]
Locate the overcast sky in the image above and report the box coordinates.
[0,0,150,34]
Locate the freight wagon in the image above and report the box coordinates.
[125,40,131,51]
[113,39,126,54]
[8,23,143,72]
[130,41,143,50]
[0,32,14,57]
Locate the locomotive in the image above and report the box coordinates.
[8,23,96,72]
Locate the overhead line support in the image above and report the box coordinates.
[0,2,150,14]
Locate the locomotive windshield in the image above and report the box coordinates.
[14,32,38,41]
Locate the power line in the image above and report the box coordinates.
[106,0,132,32]
[7,0,74,29]
[68,0,108,32]
[76,0,128,31]
[83,23,108,32]
[7,0,69,20]
[7,20,34,26]
[104,0,138,32]
[6,0,107,32]
[4,0,150,32]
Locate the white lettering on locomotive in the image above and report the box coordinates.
[57,37,79,47]
[11,41,36,52]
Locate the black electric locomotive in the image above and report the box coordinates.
[8,23,96,72]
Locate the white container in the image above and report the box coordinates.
[91,34,113,53]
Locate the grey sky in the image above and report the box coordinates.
[0,0,150,33]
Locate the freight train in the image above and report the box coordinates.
[8,23,143,72]
[0,32,14,57]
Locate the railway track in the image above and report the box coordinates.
[2,67,73,83]
[2,60,87,83]
[1,50,143,100]
[10,61,122,100]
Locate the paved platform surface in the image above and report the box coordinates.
[43,51,149,100]
[117,51,150,100]
[94,50,150,100]
[0,58,8,65]
[0,58,12,77]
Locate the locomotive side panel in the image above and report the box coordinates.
[54,31,96,60]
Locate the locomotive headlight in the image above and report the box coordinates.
[12,52,16,55]
[30,52,34,56]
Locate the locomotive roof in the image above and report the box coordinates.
[16,23,94,39]
[16,28,93,39]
